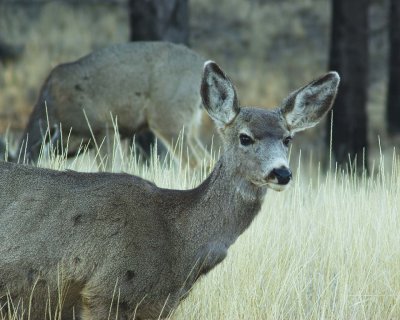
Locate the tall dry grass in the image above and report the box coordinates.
[172,150,400,320]
[0,135,399,319]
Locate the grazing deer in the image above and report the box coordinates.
[16,41,208,167]
[0,62,339,320]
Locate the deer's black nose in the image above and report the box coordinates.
[269,167,292,185]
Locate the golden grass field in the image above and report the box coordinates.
[0,1,399,319]
[173,155,400,320]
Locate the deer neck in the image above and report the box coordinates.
[186,153,268,246]
[171,154,267,293]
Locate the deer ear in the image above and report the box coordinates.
[200,61,240,128]
[280,72,340,133]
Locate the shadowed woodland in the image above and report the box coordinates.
[0,0,399,170]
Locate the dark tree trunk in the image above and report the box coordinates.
[386,0,400,135]
[0,40,23,63]
[129,0,189,45]
[327,0,369,172]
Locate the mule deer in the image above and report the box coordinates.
[16,41,208,167]
[0,62,339,319]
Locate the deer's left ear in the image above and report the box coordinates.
[200,61,240,128]
[280,72,340,133]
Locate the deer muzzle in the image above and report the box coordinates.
[268,167,292,185]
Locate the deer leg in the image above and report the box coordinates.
[95,129,122,172]
[150,126,198,168]
[81,295,138,320]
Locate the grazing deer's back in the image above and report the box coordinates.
[16,41,209,167]
[50,42,204,127]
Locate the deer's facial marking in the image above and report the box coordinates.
[230,108,292,191]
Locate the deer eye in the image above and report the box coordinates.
[283,136,292,147]
[239,134,254,146]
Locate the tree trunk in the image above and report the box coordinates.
[327,0,369,173]
[386,0,400,135]
[129,0,189,45]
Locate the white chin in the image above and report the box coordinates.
[267,183,289,192]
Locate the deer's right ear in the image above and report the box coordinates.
[200,61,240,128]
[280,72,340,133]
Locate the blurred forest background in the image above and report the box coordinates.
[0,0,397,170]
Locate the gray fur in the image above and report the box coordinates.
[16,41,208,167]
[0,62,339,319]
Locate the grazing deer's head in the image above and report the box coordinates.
[201,61,340,192]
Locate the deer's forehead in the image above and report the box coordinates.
[238,108,287,139]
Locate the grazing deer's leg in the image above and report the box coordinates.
[0,137,6,161]
[150,121,208,168]
[148,84,207,167]
[186,119,211,166]
[17,118,45,163]
[131,130,155,162]
[185,108,210,164]
[159,127,202,168]
[95,130,120,172]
